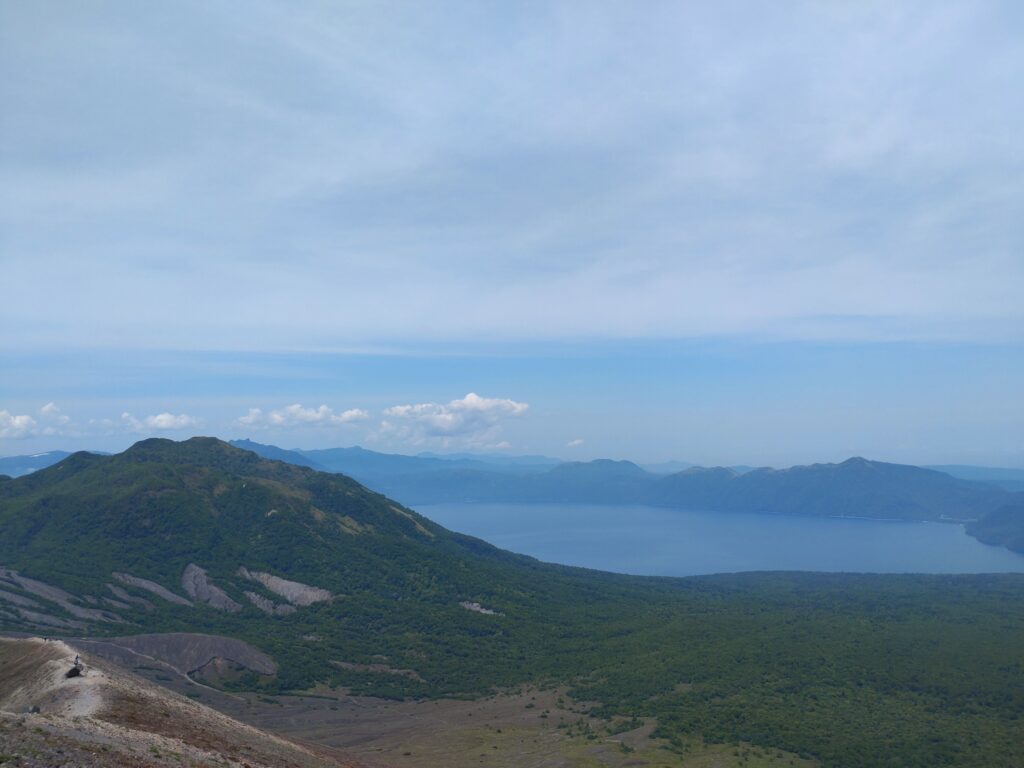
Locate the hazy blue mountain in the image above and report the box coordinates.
[0,450,78,477]
[967,493,1024,554]
[331,459,658,506]
[643,461,762,475]
[651,458,1005,522]
[297,445,555,479]
[417,450,561,467]
[228,439,328,471]
[345,455,1005,525]
[926,465,1024,492]
[231,444,1009,532]
[640,460,693,474]
[298,445,479,475]
[534,459,653,502]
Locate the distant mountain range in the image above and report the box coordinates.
[232,440,1001,516]
[6,442,1022,489]
[0,450,76,478]
[925,465,1024,492]
[4,440,1022,554]
[417,450,562,466]
[223,440,1024,554]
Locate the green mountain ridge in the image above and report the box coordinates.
[6,437,1022,556]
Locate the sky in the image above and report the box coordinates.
[1,1,1022,466]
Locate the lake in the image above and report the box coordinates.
[417,502,1024,576]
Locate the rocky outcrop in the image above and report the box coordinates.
[237,567,332,606]
[460,601,501,616]
[244,591,296,616]
[112,573,192,607]
[0,588,41,609]
[106,583,153,610]
[180,565,242,613]
[0,568,122,624]
[11,609,86,630]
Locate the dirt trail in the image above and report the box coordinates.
[0,637,103,717]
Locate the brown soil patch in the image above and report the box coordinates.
[212,687,819,768]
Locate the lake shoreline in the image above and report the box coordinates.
[416,501,1024,578]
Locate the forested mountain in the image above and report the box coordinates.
[967,493,1024,553]
[229,438,329,471]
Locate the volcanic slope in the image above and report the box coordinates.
[0,437,643,695]
[1,438,1023,768]
[0,636,359,767]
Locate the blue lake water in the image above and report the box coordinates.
[417,502,1024,576]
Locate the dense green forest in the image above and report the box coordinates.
[1,438,1022,768]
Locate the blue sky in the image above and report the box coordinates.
[1,2,1022,466]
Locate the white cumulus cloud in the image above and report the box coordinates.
[0,403,74,438]
[0,410,37,439]
[238,404,370,429]
[39,402,70,425]
[567,438,584,448]
[380,392,528,448]
[121,412,199,432]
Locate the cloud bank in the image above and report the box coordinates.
[381,393,529,448]
[238,404,370,429]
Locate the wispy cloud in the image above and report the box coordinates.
[380,392,528,448]
[567,438,584,448]
[1,2,1021,351]
[238,404,370,429]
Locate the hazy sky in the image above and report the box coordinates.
[2,2,1022,465]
